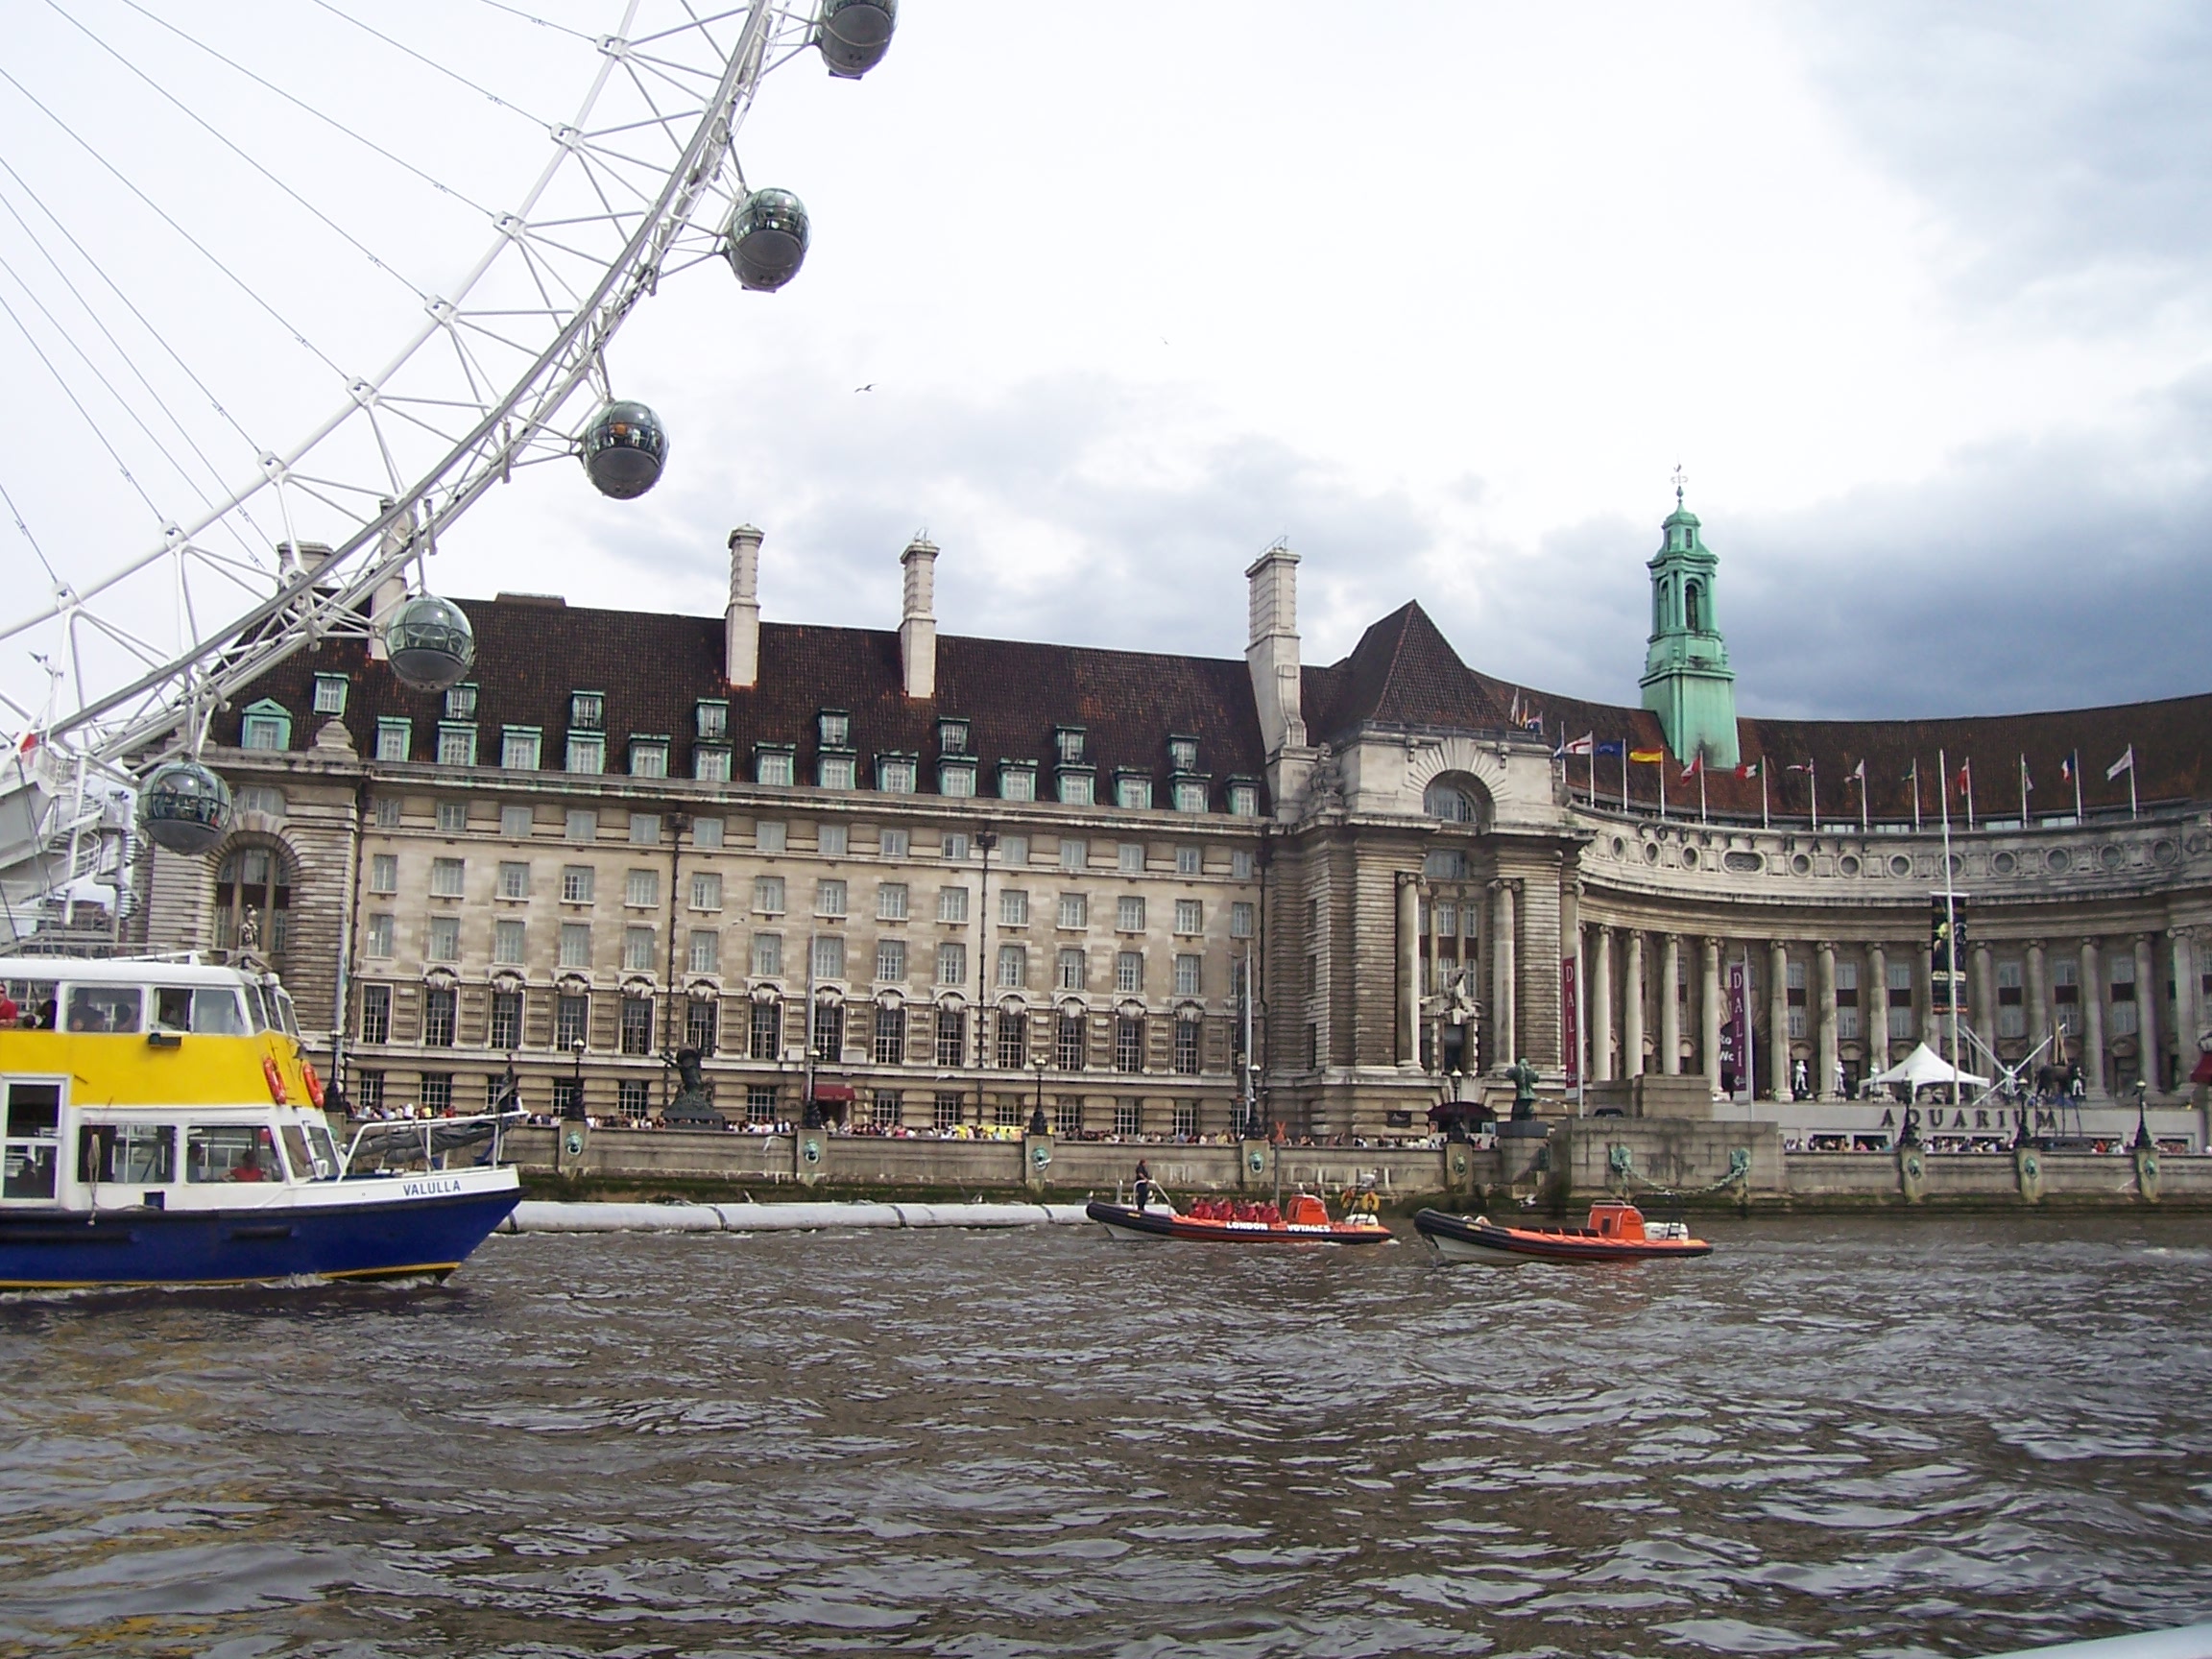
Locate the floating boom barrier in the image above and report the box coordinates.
[499,1200,1092,1235]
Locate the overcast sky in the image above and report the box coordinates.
[6,0,2210,729]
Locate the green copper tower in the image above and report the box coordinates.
[1638,481,1740,768]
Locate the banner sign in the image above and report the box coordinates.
[1931,896,1969,1013]
[1560,957,1580,1088]
[1722,959,1749,1096]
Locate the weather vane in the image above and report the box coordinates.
[1672,462,1688,507]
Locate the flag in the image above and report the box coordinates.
[1848,759,1865,784]
[2106,745,2134,781]
[2059,752,2076,783]
[1562,733,1595,757]
[1628,748,1664,764]
[1786,762,1812,774]
[1594,739,1625,758]
[1735,760,1760,780]
[1524,710,1544,733]
[2021,756,2033,793]
[1956,758,1971,792]
[1507,689,1522,725]
[12,731,35,756]
[1681,754,1702,780]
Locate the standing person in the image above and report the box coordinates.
[1133,1158,1156,1211]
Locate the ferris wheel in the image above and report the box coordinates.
[0,0,898,878]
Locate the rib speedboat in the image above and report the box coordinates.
[1413,1198,1711,1263]
[1,956,519,1291]
[1087,1190,1397,1245]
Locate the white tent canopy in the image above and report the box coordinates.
[1870,1043,1989,1091]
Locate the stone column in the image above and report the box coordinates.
[2136,934,2160,1095]
[2026,939,2050,1056]
[1591,926,1615,1083]
[1921,941,1940,1050]
[1660,934,1682,1075]
[2080,937,2106,1099]
[1700,936,1722,1095]
[2174,930,2202,1075]
[1867,944,1889,1070]
[1623,931,1646,1080]
[1490,879,1517,1070]
[1816,941,1839,1100]
[1395,872,1420,1069]
[1768,940,1790,1100]
[1971,943,1996,1059]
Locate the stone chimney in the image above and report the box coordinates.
[726,523,763,688]
[899,534,938,700]
[1245,542,1306,753]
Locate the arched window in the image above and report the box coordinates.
[214,843,292,956]
[1425,782,1477,823]
[1685,580,1704,633]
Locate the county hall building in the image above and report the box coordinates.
[136,497,2212,1141]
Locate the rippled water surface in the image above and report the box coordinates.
[5,1213,2212,1657]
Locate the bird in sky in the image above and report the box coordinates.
[854,383,875,393]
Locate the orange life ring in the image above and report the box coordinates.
[262,1056,289,1105]
[301,1060,326,1109]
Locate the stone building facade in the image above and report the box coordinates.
[140,504,2212,1135]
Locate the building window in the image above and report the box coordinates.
[434,801,467,834]
[1887,963,1912,996]
[625,868,660,908]
[368,853,397,895]
[1000,890,1029,927]
[752,932,782,977]
[1115,1016,1144,1072]
[1887,1004,1914,1042]
[996,1010,1027,1069]
[818,823,849,857]
[1116,775,1153,811]
[1059,838,1087,873]
[1056,1013,1087,1070]
[878,755,917,794]
[752,875,785,916]
[501,728,541,771]
[750,999,782,1060]
[878,882,909,922]
[1055,727,1086,764]
[375,718,411,762]
[309,673,349,716]
[629,813,660,847]
[879,828,909,857]
[420,1073,453,1113]
[491,991,522,1050]
[1057,948,1086,991]
[939,759,977,798]
[570,691,604,731]
[493,919,526,964]
[998,763,1037,802]
[1114,1099,1142,1137]
[757,745,796,786]
[1838,1006,1861,1041]
[749,1086,780,1124]
[1168,736,1199,772]
[1001,835,1029,868]
[1175,847,1201,877]
[819,755,856,790]
[1118,843,1143,876]
[622,926,655,972]
[1426,783,1477,823]
[688,929,720,975]
[938,886,970,924]
[629,739,668,779]
[694,746,733,783]
[816,878,848,919]
[942,831,969,861]
[365,913,394,957]
[429,855,467,900]
[1057,771,1094,806]
[935,1010,966,1067]
[937,942,967,985]
[619,996,655,1056]
[1228,781,1260,818]
[695,700,728,740]
[423,988,456,1046]
[1173,953,1202,998]
[1174,1019,1201,1075]
[1997,961,2026,1038]
[1174,900,1202,935]
[694,817,724,850]
[868,1091,901,1129]
[443,684,477,721]
[436,723,477,768]
[1057,893,1088,929]
[877,938,906,982]
[241,699,291,751]
[812,935,846,981]
[874,1007,905,1065]
[559,922,591,967]
[685,997,718,1055]
[997,945,1027,989]
[1116,950,1143,994]
[818,710,850,748]
[1230,902,1254,939]
[560,865,594,905]
[359,984,391,1044]
[811,998,844,1061]
[691,872,723,912]
[489,861,526,902]
[554,993,589,1050]
[563,733,605,776]
[1172,1100,1198,1138]
[937,717,970,755]
[1172,781,1207,813]
[564,809,597,844]
[1117,897,1145,932]
[498,804,532,840]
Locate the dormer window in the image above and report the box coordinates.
[569,690,604,731]
[444,684,478,721]
[1227,778,1261,817]
[241,698,293,752]
[819,753,856,790]
[629,737,669,779]
[694,745,733,782]
[818,709,850,749]
[312,673,349,716]
[938,757,978,798]
[937,717,970,756]
[696,700,729,740]
[756,742,796,786]
[998,760,1037,802]
[1054,726,1086,765]
[1114,771,1153,811]
[1056,767,1094,806]
[877,753,918,794]
[1168,734,1199,771]
[1171,779,1208,813]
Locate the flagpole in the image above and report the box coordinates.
[1761,765,1768,830]
[1810,761,1818,834]
[1911,758,1920,832]
[1622,749,1628,813]
[1658,757,1667,822]
[1964,759,1975,832]
[1859,770,1867,833]
[1698,758,1707,824]
[2019,754,2028,826]
[1939,746,1961,1108]
[2128,749,2138,819]
[2072,751,2082,822]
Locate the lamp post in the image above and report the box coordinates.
[1030,1049,1050,1135]
[973,824,998,1125]
[566,1038,587,1121]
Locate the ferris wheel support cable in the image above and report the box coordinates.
[0,478,59,588]
[0,290,170,526]
[475,0,600,45]
[307,0,560,132]
[36,0,786,768]
[47,4,438,302]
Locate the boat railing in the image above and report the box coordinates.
[343,1110,524,1177]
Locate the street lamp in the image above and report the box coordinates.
[973,823,998,1124]
[566,1038,587,1121]
[1030,1049,1050,1135]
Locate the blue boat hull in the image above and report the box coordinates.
[0,1187,521,1290]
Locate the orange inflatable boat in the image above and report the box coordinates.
[1414,1198,1712,1262]
[1088,1191,1397,1245]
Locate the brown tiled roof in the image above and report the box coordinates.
[222,598,1271,806]
[1302,602,1513,740]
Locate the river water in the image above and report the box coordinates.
[4,1214,2211,1657]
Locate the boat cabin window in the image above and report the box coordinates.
[271,988,301,1039]
[5,978,59,1027]
[306,1122,341,1178]
[185,1124,286,1184]
[65,985,142,1034]
[243,983,273,1033]
[280,1123,333,1181]
[153,987,249,1034]
[3,1082,60,1199]
[79,1122,176,1185]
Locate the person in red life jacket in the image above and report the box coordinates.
[228,1146,269,1183]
